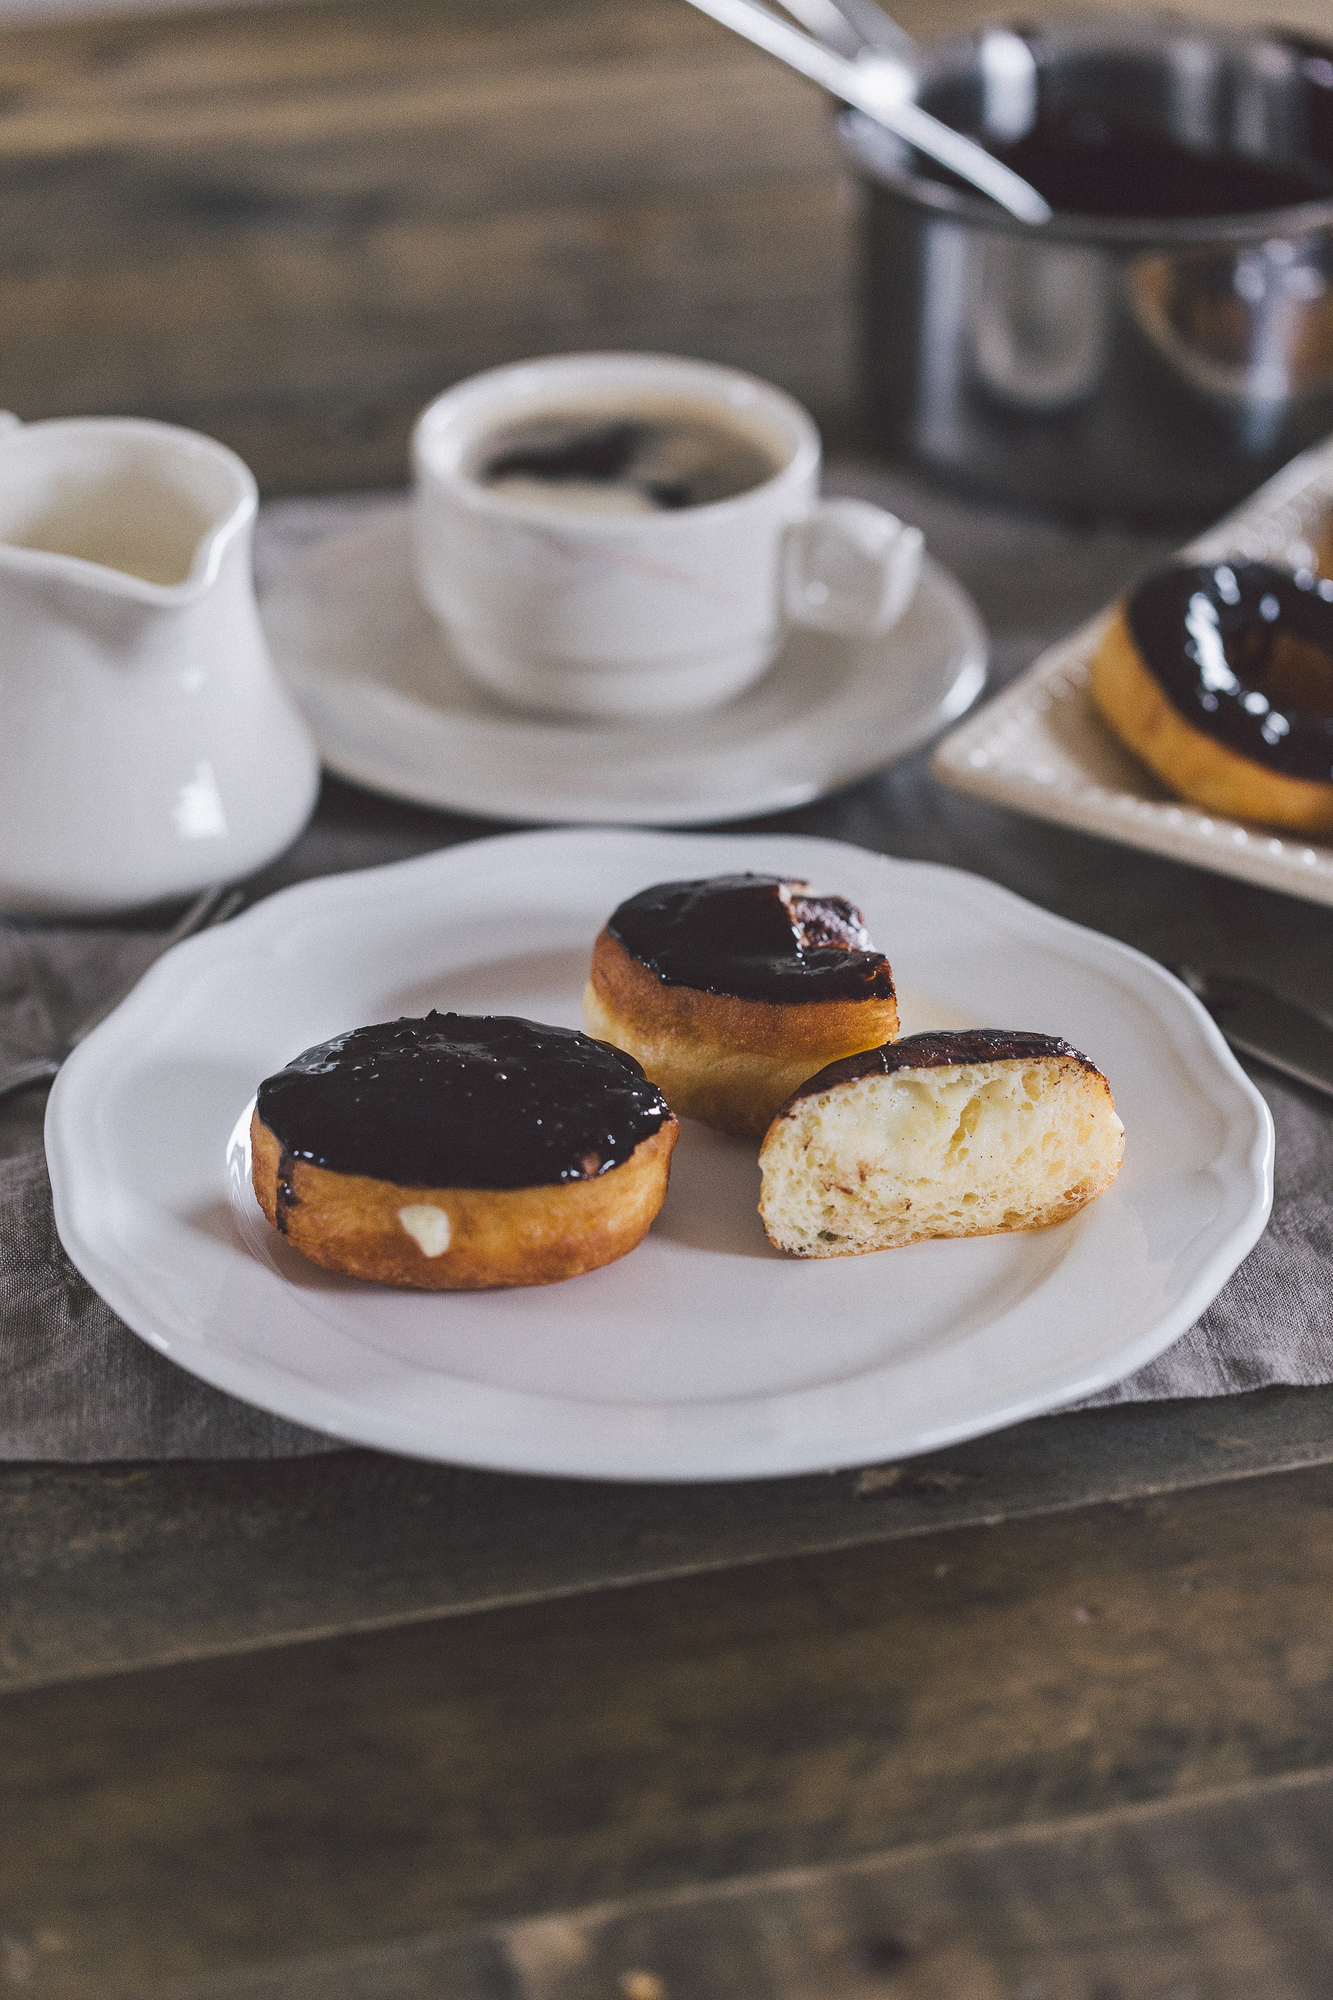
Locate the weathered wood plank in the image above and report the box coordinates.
[123,1765,1333,1999]
[0,0,851,489]
[0,0,1324,493]
[0,0,737,117]
[0,177,849,459]
[7,1461,1333,1993]
[7,1386,1333,1696]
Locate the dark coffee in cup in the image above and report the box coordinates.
[468,401,785,516]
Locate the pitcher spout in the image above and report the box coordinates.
[0,414,255,603]
[0,416,319,913]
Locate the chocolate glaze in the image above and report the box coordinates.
[787,1029,1097,1106]
[1126,562,1333,782]
[979,106,1333,220]
[607,875,894,1003]
[256,1012,671,1195]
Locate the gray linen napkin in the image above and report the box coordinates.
[0,924,336,1457]
[3,478,1330,1460]
[1079,1064,1333,1403]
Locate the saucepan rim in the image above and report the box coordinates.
[839,14,1333,248]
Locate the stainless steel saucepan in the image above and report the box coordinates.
[843,16,1333,520]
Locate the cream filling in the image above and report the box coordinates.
[397,1203,452,1257]
[761,1060,1124,1253]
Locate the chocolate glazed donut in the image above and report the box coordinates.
[250,1012,678,1289]
[583,875,901,1139]
[1091,560,1333,834]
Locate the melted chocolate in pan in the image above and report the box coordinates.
[982,106,1333,219]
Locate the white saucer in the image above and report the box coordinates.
[260,507,987,825]
[46,828,1272,1481]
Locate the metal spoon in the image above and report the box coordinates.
[779,0,1039,143]
[683,0,1052,224]
[776,0,912,59]
[1177,966,1333,1103]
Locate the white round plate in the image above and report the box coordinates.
[46,829,1273,1482]
[260,507,987,825]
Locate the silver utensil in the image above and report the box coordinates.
[0,884,246,1104]
[682,0,1052,224]
[779,1,1037,141]
[776,0,912,59]
[1178,966,1333,1102]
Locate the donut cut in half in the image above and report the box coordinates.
[584,874,899,1139]
[251,1012,678,1289]
[758,1029,1123,1258]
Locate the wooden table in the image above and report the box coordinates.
[3,1,1333,1991]
[7,557,1333,1994]
[8,1390,1333,1996]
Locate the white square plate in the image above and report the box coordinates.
[933,437,1333,906]
[46,829,1272,1481]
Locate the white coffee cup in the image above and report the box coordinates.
[411,353,924,719]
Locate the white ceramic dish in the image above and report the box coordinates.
[932,435,1333,906]
[0,417,318,916]
[260,506,986,825]
[47,829,1272,1482]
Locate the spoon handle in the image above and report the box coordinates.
[683,0,1052,224]
[806,0,916,56]
[776,0,913,59]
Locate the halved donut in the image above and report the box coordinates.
[759,1029,1123,1257]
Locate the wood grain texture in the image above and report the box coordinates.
[0,0,1328,492]
[7,1461,1333,1994]
[0,0,851,491]
[8,1385,1333,1695]
[124,1765,1333,1998]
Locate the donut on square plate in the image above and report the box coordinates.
[1090,559,1333,834]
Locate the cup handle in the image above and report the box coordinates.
[782,498,924,637]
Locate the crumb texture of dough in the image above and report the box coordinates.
[759,1049,1123,1257]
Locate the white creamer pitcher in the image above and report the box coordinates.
[0,416,319,915]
